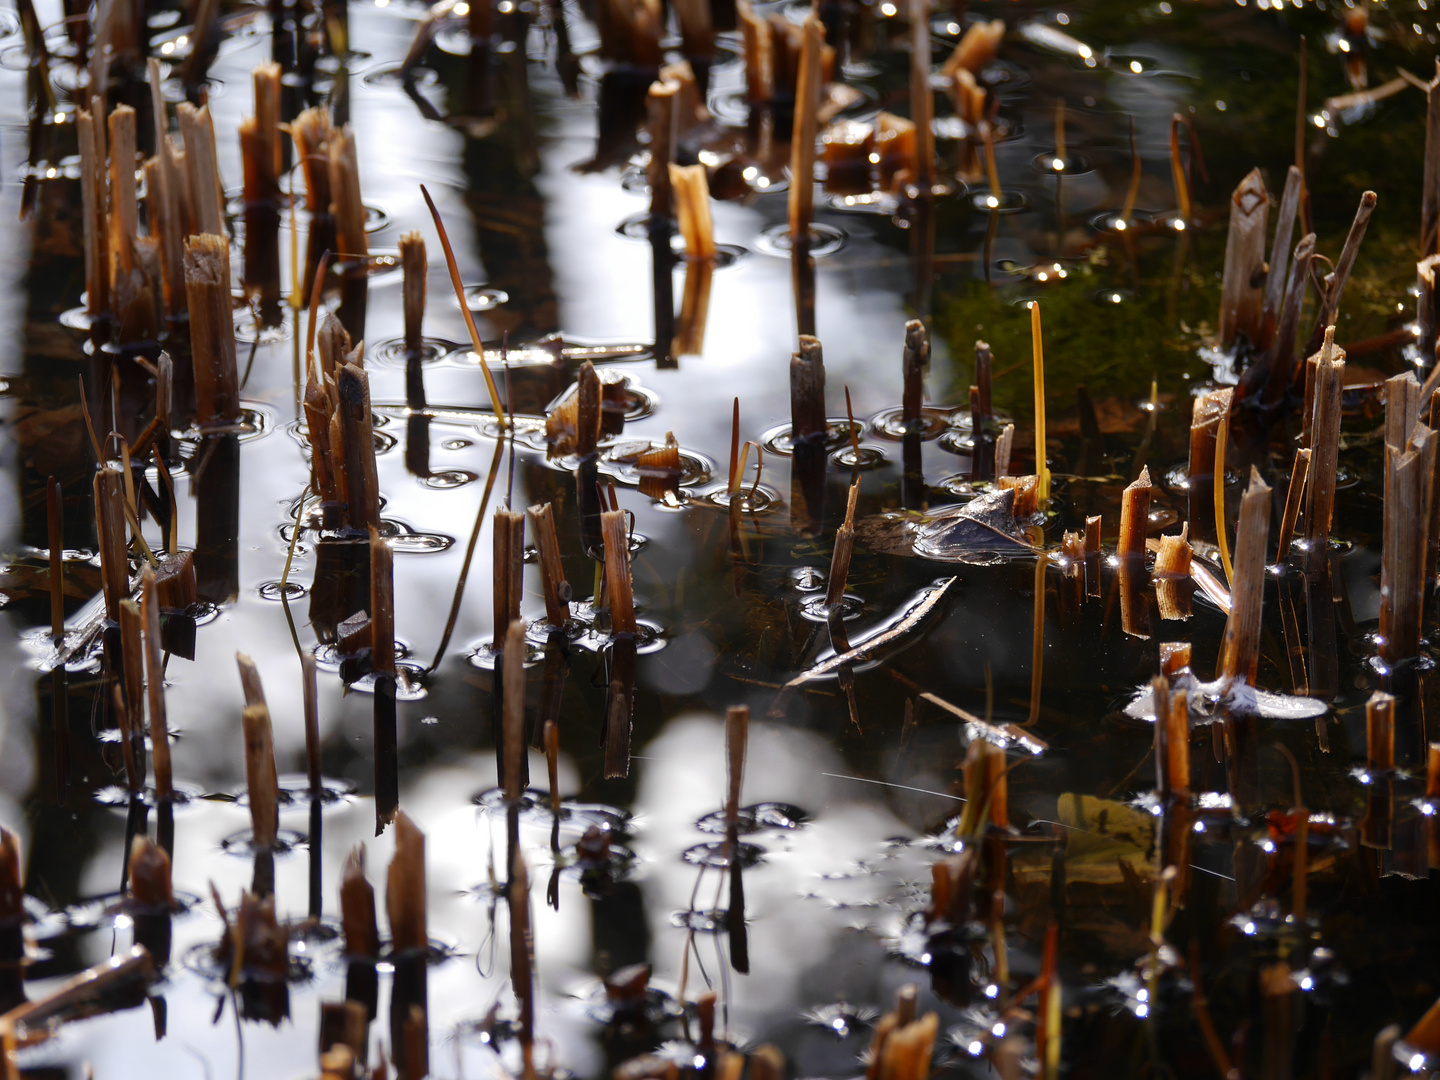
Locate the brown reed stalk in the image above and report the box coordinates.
[527,503,570,628]
[94,465,129,620]
[601,510,636,634]
[1218,168,1268,348]
[1167,687,1190,797]
[370,526,395,675]
[140,568,171,799]
[670,164,717,260]
[1275,448,1310,561]
[303,650,321,795]
[185,234,241,426]
[46,477,63,642]
[787,14,823,240]
[1262,166,1304,342]
[1425,61,1440,257]
[419,185,507,425]
[907,0,932,190]
[1153,526,1192,622]
[502,619,528,804]
[328,126,368,267]
[1117,467,1152,561]
[1188,388,1231,547]
[241,63,282,205]
[1303,328,1345,573]
[337,363,381,531]
[1306,190,1377,355]
[1219,468,1272,685]
[177,103,225,236]
[77,106,110,317]
[1262,232,1317,408]
[791,335,827,441]
[399,231,426,357]
[241,701,279,850]
[902,320,928,431]
[995,423,1014,479]
[826,480,860,608]
[492,508,524,640]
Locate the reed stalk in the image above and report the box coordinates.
[1303,328,1345,574]
[1169,114,1190,225]
[907,0,932,191]
[787,15,823,240]
[790,335,827,442]
[1118,467,1152,561]
[1275,447,1310,562]
[527,503,571,628]
[826,480,860,608]
[1219,468,1272,685]
[1214,413,1233,586]
[1218,168,1268,348]
[1030,302,1049,501]
[399,231,426,358]
[370,526,394,675]
[140,568,171,799]
[185,234,241,426]
[601,509,636,634]
[670,164,717,259]
[493,508,524,640]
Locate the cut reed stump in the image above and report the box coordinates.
[185,234,241,427]
[1187,388,1231,547]
[1303,328,1345,575]
[1219,468,1272,686]
[340,847,379,1019]
[1362,690,1396,850]
[1218,168,1268,349]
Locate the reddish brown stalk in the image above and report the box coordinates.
[902,320,928,431]
[503,619,528,804]
[94,465,129,620]
[1117,467,1152,561]
[1275,447,1310,562]
[1303,328,1345,573]
[303,650,321,795]
[387,811,427,953]
[242,702,279,850]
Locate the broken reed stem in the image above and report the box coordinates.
[1169,114,1191,225]
[728,397,742,496]
[1167,687,1190,797]
[787,15,823,241]
[790,335,827,441]
[1218,168,1268,348]
[902,319,928,431]
[826,480,860,608]
[1264,233,1317,408]
[77,106,110,317]
[1030,303,1049,501]
[601,510,636,634]
[1187,388,1232,547]
[119,598,145,771]
[527,503,571,628]
[1275,447,1310,562]
[387,811,427,951]
[1368,688,1395,774]
[399,231,426,358]
[47,477,63,641]
[1380,422,1434,665]
[241,62,282,205]
[185,234,241,426]
[140,568,171,799]
[508,848,534,1068]
[1219,468,1272,686]
[178,103,225,237]
[572,361,601,459]
[1309,190,1378,354]
[303,649,321,795]
[1214,413,1233,587]
[1304,328,1345,573]
[1117,467,1152,561]
[545,720,560,817]
[995,423,1014,480]
[1425,63,1440,257]
[493,508,524,641]
[242,702,279,850]
[647,80,678,220]
[670,164,717,260]
[725,705,748,828]
[338,363,381,532]
[419,185,507,426]
[328,125,368,268]
[503,619,528,803]
[1262,166,1304,339]
[95,465,129,621]
[370,526,395,675]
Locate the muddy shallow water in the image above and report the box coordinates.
[1,0,1440,1077]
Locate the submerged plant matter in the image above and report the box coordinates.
[7,0,1440,1078]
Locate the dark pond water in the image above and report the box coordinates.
[1,0,1439,1076]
